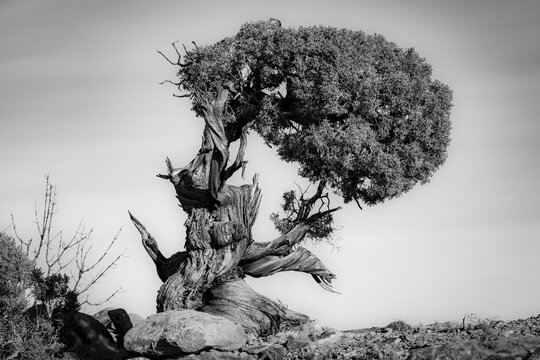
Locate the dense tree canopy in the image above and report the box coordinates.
[174,20,452,206]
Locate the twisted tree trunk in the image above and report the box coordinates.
[130,85,337,335]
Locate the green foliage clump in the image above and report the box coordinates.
[176,20,453,207]
[270,189,334,242]
[0,232,81,359]
[32,268,80,316]
[0,233,33,314]
[0,233,62,359]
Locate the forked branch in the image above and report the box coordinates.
[72,229,123,301]
[10,176,124,308]
[156,41,192,67]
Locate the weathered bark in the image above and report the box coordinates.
[129,211,188,282]
[199,270,309,335]
[242,246,334,280]
[130,84,338,335]
[156,183,256,311]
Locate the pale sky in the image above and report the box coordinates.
[1,0,539,329]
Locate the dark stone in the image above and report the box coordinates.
[108,308,134,347]
[63,312,123,360]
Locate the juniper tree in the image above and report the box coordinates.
[129,20,452,335]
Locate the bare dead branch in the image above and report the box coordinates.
[80,287,124,307]
[156,49,178,66]
[83,229,120,274]
[72,228,123,299]
[248,174,262,230]
[48,222,87,274]
[298,180,326,218]
[242,246,339,293]
[240,221,311,264]
[10,214,31,256]
[312,274,340,294]
[353,196,363,210]
[159,79,182,88]
[156,41,193,68]
[305,206,342,223]
[224,121,253,180]
[10,176,125,310]
[172,40,182,57]
[182,43,195,61]
[157,156,188,181]
[31,175,57,262]
[77,253,122,295]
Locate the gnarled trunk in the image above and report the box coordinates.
[130,85,337,335]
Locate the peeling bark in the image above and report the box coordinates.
[200,272,309,335]
[156,184,254,311]
[130,84,338,335]
[240,222,311,264]
[242,246,335,280]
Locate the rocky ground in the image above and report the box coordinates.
[175,314,540,360]
[64,310,540,359]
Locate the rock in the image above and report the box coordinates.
[257,345,287,360]
[267,319,330,344]
[129,313,144,324]
[286,336,312,351]
[93,307,114,327]
[93,307,144,342]
[63,312,123,360]
[177,350,255,359]
[60,352,81,360]
[124,309,247,357]
[108,308,134,347]
[463,313,488,330]
[93,308,144,327]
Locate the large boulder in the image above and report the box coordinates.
[124,310,247,357]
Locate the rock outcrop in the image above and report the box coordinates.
[124,309,247,357]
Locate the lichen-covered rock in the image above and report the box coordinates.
[124,310,247,357]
